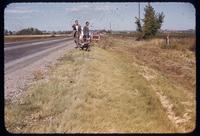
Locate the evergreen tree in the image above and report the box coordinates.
[135,3,164,39]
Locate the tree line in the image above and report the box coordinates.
[4,27,72,35]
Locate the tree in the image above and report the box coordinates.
[4,29,8,35]
[16,27,43,35]
[135,17,143,40]
[8,31,13,35]
[135,17,142,33]
[135,3,164,39]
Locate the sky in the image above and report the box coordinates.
[4,2,195,31]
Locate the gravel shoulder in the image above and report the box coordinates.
[4,40,75,102]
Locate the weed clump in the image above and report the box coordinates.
[33,69,45,80]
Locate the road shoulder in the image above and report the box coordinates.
[4,41,74,102]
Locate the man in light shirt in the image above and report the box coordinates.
[72,20,81,48]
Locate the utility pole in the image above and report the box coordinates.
[109,22,112,33]
[138,2,140,21]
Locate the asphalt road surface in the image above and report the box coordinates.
[4,37,74,73]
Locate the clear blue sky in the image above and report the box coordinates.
[4,2,195,31]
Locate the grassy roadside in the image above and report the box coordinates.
[5,35,195,133]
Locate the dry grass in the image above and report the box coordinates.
[158,37,196,51]
[95,35,196,132]
[5,35,196,133]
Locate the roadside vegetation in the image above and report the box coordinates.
[5,33,195,133]
[15,28,43,35]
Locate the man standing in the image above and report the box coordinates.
[72,20,81,48]
[83,21,90,40]
[81,21,91,51]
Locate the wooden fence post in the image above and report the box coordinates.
[166,34,170,48]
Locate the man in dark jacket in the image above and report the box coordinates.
[80,21,91,51]
[83,21,90,39]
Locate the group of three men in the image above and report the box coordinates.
[72,20,90,48]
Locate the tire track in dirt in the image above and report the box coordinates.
[151,85,192,132]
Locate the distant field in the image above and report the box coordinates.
[111,32,195,39]
[4,34,71,43]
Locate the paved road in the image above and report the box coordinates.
[4,37,74,73]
